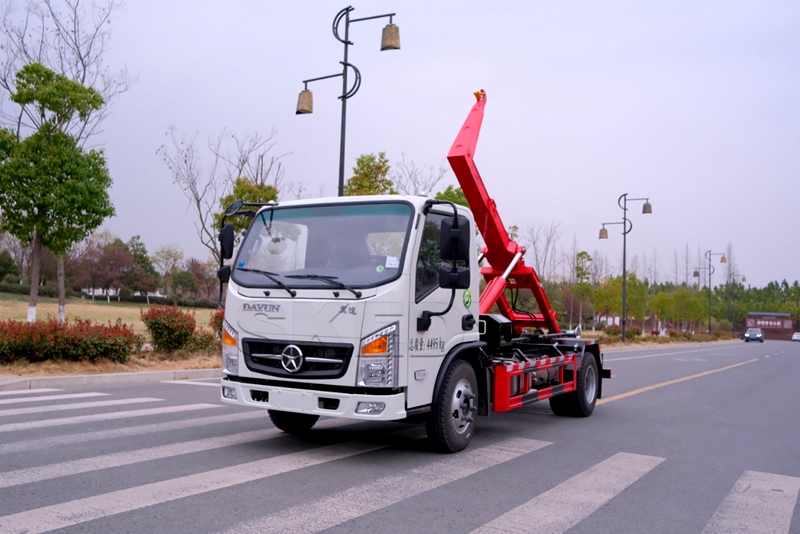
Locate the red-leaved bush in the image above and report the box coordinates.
[140,305,196,351]
[0,319,136,364]
[209,307,224,340]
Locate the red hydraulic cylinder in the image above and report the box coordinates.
[447,91,560,334]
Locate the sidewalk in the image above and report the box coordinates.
[0,369,223,392]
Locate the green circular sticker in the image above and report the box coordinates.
[463,289,472,308]
[376,265,385,273]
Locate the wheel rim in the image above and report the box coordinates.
[448,378,475,435]
[584,364,597,404]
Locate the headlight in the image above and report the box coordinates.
[222,319,239,375]
[357,323,399,387]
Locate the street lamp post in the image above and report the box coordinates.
[704,250,727,335]
[296,6,400,197]
[599,193,652,342]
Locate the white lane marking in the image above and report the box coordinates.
[0,403,220,433]
[0,389,62,397]
[0,418,353,488]
[0,397,162,418]
[0,428,424,534]
[702,470,800,534]
[162,380,220,387]
[473,452,665,534]
[0,392,109,405]
[606,346,740,362]
[0,411,265,454]
[222,437,551,534]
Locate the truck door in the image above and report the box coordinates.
[406,209,475,409]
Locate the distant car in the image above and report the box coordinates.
[744,328,764,342]
[792,332,800,342]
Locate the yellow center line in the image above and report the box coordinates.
[598,358,759,405]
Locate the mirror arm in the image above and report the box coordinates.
[417,290,456,332]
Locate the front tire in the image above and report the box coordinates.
[268,410,319,434]
[549,353,598,417]
[426,359,478,453]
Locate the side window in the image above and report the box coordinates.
[415,212,468,302]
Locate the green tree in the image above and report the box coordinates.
[0,249,19,282]
[127,235,158,279]
[648,292,675,327]
[343,152,396,196]
[0,63,111,322]
[434,185,469,207]
[172,270,198,298]
[215,177,279,249]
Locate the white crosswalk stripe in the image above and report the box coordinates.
[221,437,552,534]
[702,470,800,534]
[0,418,354,488]
[0,411,264,454]
[0,403,220,433]
[0,397,162,418]
[164,380,220,387]
[0,428,425,534]
[472,452,665,534]
[0,388,62,396]
[0,392,109,405]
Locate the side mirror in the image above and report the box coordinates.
[224,199,244,216]
[219,222,235,260]
[439,266,470,289]
[439,215,470,261]
[217,265,231,283]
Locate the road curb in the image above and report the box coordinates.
[0,368,223,392]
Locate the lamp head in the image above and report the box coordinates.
[380,24,400,51]
[741,275,746,283]
[720,254,727,264]
[693,270,700,278]
[642,200,652,214]
[599,227,608,239]
[296,89,313,114]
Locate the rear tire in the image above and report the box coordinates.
[549,353,598,417]
[426,359,478,453]
[268,410,319,434]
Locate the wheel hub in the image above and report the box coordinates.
[449,378,476,435]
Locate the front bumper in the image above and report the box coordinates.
[219,377,407,420]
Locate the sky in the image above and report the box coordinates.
[16,1,800,288]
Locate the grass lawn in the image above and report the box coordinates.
[0,292,217,335]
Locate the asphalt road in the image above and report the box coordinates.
[1,340,799,533]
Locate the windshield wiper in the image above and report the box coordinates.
[237,268,296,297]
[286,274,362,299]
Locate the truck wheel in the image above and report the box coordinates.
[426,359,478,453]
[549,354,598,417]
[268,410,319,434]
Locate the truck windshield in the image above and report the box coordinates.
[232,201,413,290]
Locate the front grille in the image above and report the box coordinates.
[242,338,354,379]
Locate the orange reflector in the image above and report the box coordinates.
[223,328,237,346]
[362,336,388,355]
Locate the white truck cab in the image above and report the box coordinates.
[219,195,480,436]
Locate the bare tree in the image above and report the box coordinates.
[391,154,449,196]
[523,221,561,282]
[673,248,679,286]
[590,249,607,285]
[684,243,690,286]
[158,127,288,264]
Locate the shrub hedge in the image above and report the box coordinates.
[0,319,136,364]
[140,305,196,351]
[0,283,79,299]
